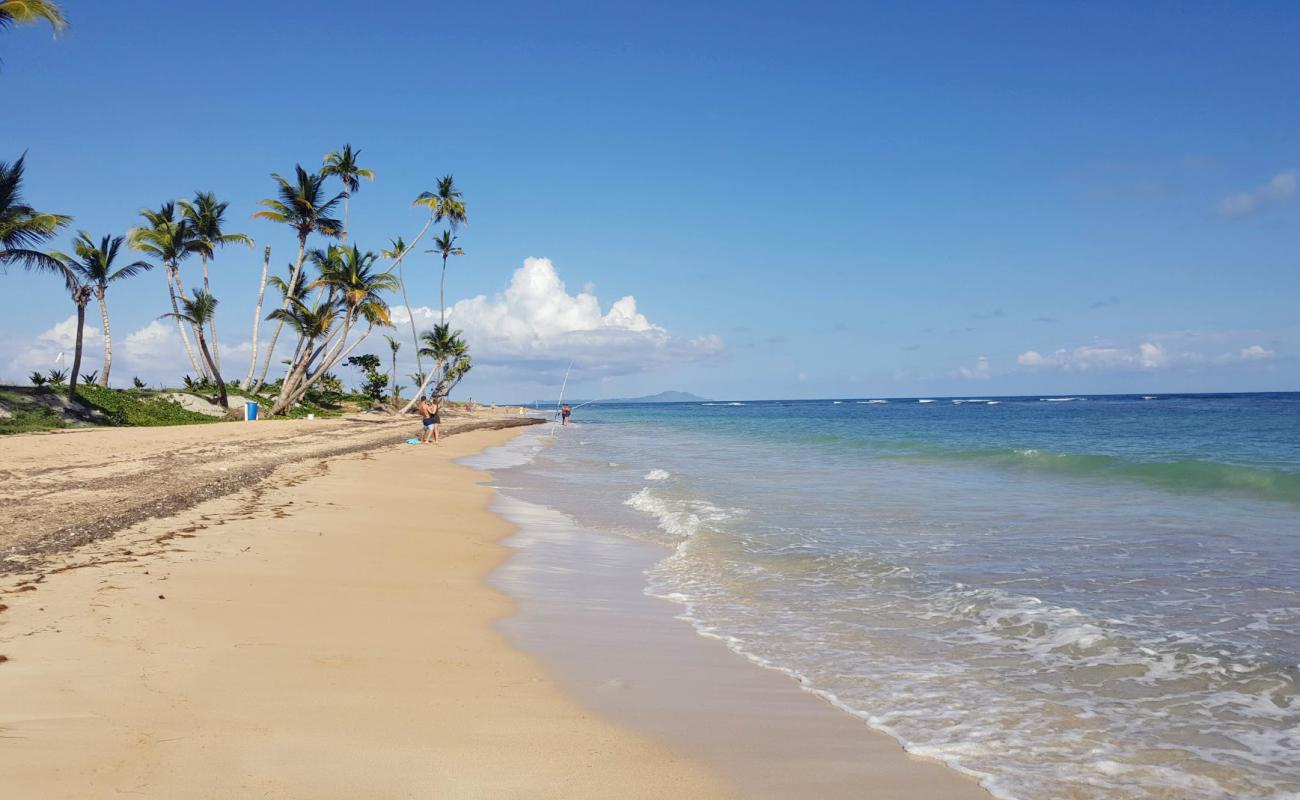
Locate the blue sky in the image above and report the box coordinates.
[2,1,1297,401]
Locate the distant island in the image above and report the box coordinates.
[609,391,709,403]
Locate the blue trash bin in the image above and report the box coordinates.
[244,401,258,421]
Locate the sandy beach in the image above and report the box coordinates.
[1,417,986,798]
[0,420,728,798]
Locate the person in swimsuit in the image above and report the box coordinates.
[420,395,441,444]
[561,404,572,426]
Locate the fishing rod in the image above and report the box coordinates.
[551,359,574,437]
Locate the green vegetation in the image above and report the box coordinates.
[0,385,214,435]
[0,388,68,434]
[346,353,387,403]
[76,384,219,427]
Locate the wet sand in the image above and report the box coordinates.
[487,492,991,800]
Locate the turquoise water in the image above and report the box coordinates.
[489,394,1300,799]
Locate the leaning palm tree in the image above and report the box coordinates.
[403,322,471,413]
[380,234,423,377]
[31,260,93,400]
[49,232,152,386]
[162,290,228,409]
[0,153,70,272]
[129,203,208,379]
[384,334,401,407]
[320,144,373,243]
[426,230,464,325]
[0,0,68,34]
[249,166,343,391]
[270,250,395,416]
[180,192,252,373]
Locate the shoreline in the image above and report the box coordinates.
[0,422,731,797]
[480,479,991,799]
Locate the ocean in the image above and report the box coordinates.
[474,393,1300,800]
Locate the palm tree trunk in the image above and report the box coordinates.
[439,257,451,387]
[200,251,222,374]
[275,321,373,415]
[165,263,207,379]
[400,363,443,416]
[68,302,86,402]
[244,245,271,387]
[390,351,397,409]
[196,331,228,409]
[341,192,349,244]
[96,288,112,387]
[394,211,438,376]
[395,254,423,377]
[251,235,306,392]
[440,256,447,325]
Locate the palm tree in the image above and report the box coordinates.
[320,144,373,243]
[0,0,67,34]
[243,244,271,387]
[129,203,208,379]
[384,334,400,407]
[180,192,253,373]
[405,322,471,413]
[162,290,227,409]
[0,153,70,273]
[426,230,464,325]
[32,260,92,400]
[380,234,423,377]
[413,175,467,231]
[269,251,395,416]
[249,166,343,391]
[49,232,152,386]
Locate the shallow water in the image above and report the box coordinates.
[477,394,1300,800]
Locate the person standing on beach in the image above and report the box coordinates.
[420,395,441,444]
[561,404,572,426]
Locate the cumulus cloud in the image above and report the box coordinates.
[123,320,177,362]
[1218,169,1297,219]
[1240,344,1274,360]
[38,314,102,348]
[414,257,722,379]
[0,315,104,378]
[955,355,992,380]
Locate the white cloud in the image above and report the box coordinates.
[123,320,177,362]
[0,315,104,378]
[1016,336,1284,373]
[955,355,992,380]
[422,257,722,379]
[1138,342,1166,368]
[1015,342,1166,371]
[1218,169,1297,219]
[38,314,102,348]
